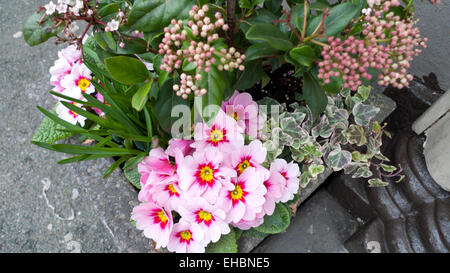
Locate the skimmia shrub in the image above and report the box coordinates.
[24,0,439,252]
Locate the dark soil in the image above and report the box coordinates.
[244,64,302,107]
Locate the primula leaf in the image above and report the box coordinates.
[132,80,153,111]
[32,106,73,144]
[128,0,195,32]
[23,12,63,46]
[124,158,142,189]
[105,56,150,85]
[205,228,238,253]
[246,23,294,52]
[255,203,291,234]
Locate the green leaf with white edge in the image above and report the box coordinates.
[353,85,371,103]
[302,71,328,119]
[124,158,142,189]
[254,203,290,234]
[327,147,352,171]
[306,3,359,37]
[352,166,373,178]
[105,56,150,85]
[32,106,73,144]
[205,228,238,253]
[128,0,195,32]
[352,103,380,127]
[289,45,315,67]
[368,178,389,187]
[246,23,294,52]
[380,164,397,173]
[23,11,64,46]
[132,80,153,111]
[347,124,367,146]
[308,164,325,178]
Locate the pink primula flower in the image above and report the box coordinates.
[192,110,244,153]
[222,91,264,138]
[55,100,87,126]
[49,44,82,96]
[60,63,95,99]
[167,220,205,253]
[178,147,236,204]
[131,202,173,249]
[261,169,286,215]
[229,140,269,177]
[178,197,230,244]
[166,138,194,157]
[217,167,267,224]
[146,176,183,211]
[270,159,300,203]
[232,215,264,230]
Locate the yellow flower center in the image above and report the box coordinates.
[231,185,244,202]
[179,230,192,241]
[233,112,239,121]
[197,210,212,222]
[210,129,224,144]
[167,184,178,196]
[77,78,90,92]
[157,210,168,223]
[199,166,214,183]
[237,159,251,174]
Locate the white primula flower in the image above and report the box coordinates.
[56,101,87,126]
[107,19,120,32]
[45,1,56,15]
[60,63,95,99]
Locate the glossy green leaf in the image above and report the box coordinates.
[289,45,315,67]
[302,72,328,119]
[132,80,153,111]
[246,23,294,52]
[105,56,150,84]
[23,12,63,46]
[306,3,359,37]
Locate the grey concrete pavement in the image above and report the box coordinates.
[0,0,153,253]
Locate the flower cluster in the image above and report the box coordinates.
[49,44,96,126]
[318,0,427,90]
[132,92,300,253]
[157,4,245,99]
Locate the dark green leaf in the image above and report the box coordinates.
[132,80,153,111]
[302,71,328,119]
[105,56,150,84]
[254,203,290,234]
[205,228,238,253]
[246,23,294,52]
[23,12,63,46]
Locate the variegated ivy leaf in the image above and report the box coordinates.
[353,85,371,103]
[368,178,389,187]
[299,172,313,188]
[327,148,352,171]
[343,162,362,175]
[263,140,284,166]
[340,88,351,98]
[380,164,397,173]
[290,147,307,162]
[284,111,306,125]
[352,166,373,178]
[281,117,302,138]
[367,135,383,157]
[396,175,405,183]
[327,106,349,127]
[375,153,391,162]
[308,164,325,178]
[346,124,367,146]
[301,142,323,158]
[352,102,380,127]
[312,115,333,139]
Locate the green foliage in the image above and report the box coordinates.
[124,158,142,189]
[205,228,238,253]
[128,0,195,32]
[23,11,64,46]
[254,203,291,234]
[105,56,150,84]
[32,105,73,144]
[246,23,294,52]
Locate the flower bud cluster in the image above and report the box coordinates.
[157,4,245,99]
[318,0,426,90]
